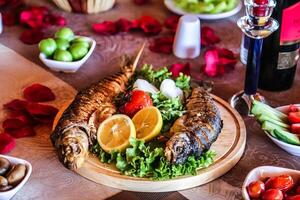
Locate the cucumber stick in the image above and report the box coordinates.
[274,129,300,146]
[251,100,288,121]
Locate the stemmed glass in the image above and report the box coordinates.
[230,0,279,115]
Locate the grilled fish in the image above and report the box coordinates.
[50,44,145,170]
[165,87,223,164]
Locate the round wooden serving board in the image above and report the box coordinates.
[75,95,247,192]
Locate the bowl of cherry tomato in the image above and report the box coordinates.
[39,27,96,73]
[243,166,300,200]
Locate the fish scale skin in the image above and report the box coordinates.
[165,87,223,164]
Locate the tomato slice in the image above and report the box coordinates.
[247,180,265,198]
[291,124,300,134]
[262,189,283,200]
[289,105,300,112]
[265,175,294,192]
[289,112,300,124]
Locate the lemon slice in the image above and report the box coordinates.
[132,106,163,142]
[97,114,136,153]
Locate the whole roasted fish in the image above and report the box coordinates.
[165,87,223,164]
[51,44,145,170]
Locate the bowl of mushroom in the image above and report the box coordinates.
[0,155,32,200]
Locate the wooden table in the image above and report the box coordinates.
[0,0,299,199]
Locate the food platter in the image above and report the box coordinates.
[164,0,243,20]
[73,94,246,192]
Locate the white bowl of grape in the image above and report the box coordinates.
[39,27,96,73]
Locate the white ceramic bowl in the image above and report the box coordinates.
[242,166,300,200]
[39,36,96,73]
[263,105,300,156]
[0,155,32,200]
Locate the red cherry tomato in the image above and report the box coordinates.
[286,195,300,200]
[262,189,283,200]
[289,112,300,124]
[265,175,294,192]
[247,180,265,198]
[120,90,153,117]
[291,124,300,134]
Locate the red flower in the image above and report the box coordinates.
[203,48,237,77]
[19,29,44,45]
[92,21,118,35]
[169,63,190,77]
[149,36,174,54]
[23,83,56,102]
[116,18,135,32]
[139,16,162,35]
[164,15,179,32]
[133,0,150,5]
[201,26,220,46]
[2,12,18,26]
[20,6,49,29]
[0,133,16,154]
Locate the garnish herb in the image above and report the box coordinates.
[139,64,172,88]
[92,138,216,180]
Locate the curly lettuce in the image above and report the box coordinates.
[92,138,216,180]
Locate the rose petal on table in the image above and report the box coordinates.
[217,48,237,70]
[116,18,135,32]
[203,49,219,77]
[5,126,36,138]
[0,133,16,154]
[50,15,67,26]
[19,29,44,45]
[0,0,7,7]
[139,15,162,35]
[201,26,220,46]
[2,12,18,26]
[149,36,174,54]
[217,48,235,59]
[25,103,58,124]
[20,6,49,29]
[92,21,118,35]
[133,0,150,5]
[164,15,179,32]
[169,63,190,77]
[23,83,56,102]
[9,111,37,125]
[3,99,28,111]
[2,118,31,130]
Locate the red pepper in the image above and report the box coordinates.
[289,112,300,124]
[120,90,152,117]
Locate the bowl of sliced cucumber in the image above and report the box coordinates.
[251,100,300,156]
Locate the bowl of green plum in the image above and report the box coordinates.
[39,27,96,73]
[251,100,300,156]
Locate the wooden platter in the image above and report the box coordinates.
[75,94,247,192]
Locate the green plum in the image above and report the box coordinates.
[55,38,70,50]
[72,37,90,43]
[39,38,57,57]
[72,41,89,49]
[69,44,88,60]
[55,27,74,41]
[53,49,73,62]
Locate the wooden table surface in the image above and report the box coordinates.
[0,0,299,199]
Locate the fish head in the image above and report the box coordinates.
[58,124,90,170]
[165,132,193,164]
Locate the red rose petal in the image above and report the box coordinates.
[201,26,220,46]
[164,15,179,32]
[52,15,67,26]
[3,99,28,111]
[116,18,134,32]
[25,103,58,124]
[2,118,30,130]
[133,0,150,5]
[19,29,44,45]
[5,126,36,138]
[92,21,118,35]
[169,63,190,77]
[131,19,140,29]
[23,83,55,102]
[149,36,174,54]
[0,133,16,154]
[204,49,219,77]
[0,0,7,7]
[9,111,37,125]
[2,12,18,26]
[139,16,162,35]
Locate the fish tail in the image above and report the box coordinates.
[121,42,145,74]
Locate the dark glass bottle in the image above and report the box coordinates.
[258,0,300,91]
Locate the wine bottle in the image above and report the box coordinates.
[258,0,300,91]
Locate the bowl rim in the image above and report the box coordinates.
[242,166,300,200]
[39,35,96,65]
[0,155,32,195]
[262,104,300,149]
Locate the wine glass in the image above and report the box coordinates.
[230,0,279,115]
